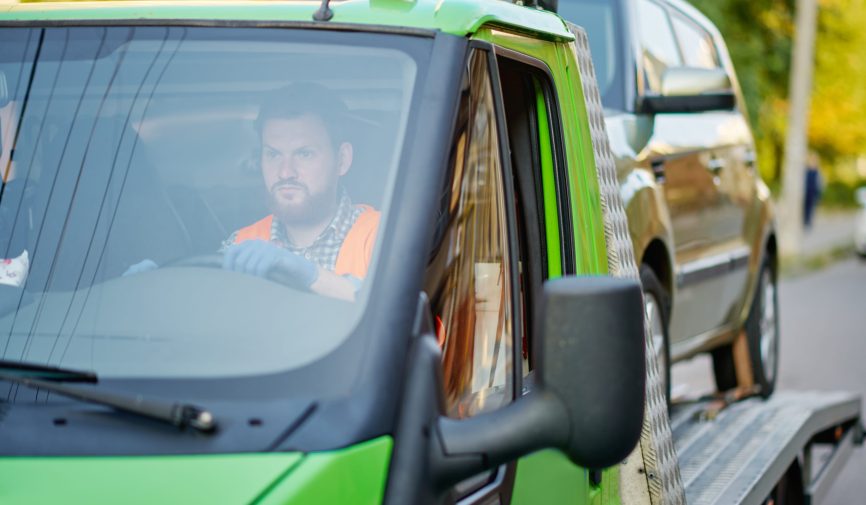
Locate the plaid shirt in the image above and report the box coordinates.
[222,192,364,272]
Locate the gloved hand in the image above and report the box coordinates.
[123,259,159,276]
[222,240,319,287]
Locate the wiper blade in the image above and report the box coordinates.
[0,359,98,383]
[0,368,216,434]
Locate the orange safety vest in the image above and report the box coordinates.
[233,205,380,279]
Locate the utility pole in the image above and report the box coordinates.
[779,0,819,258]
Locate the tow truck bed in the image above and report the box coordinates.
[671,391,862,505]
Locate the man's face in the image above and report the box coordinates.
[261,114,352,224]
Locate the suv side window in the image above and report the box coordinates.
[425,49,516,419]
[670,12,719,69]
[636,0,682,92]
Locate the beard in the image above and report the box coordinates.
[267,181,338,226]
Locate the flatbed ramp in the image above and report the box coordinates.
[670,391,862,505]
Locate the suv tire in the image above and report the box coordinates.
[712,256,779,397]
[640,264,671,409]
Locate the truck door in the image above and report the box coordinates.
[424,40,592,504]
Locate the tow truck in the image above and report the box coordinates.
[0,0,861,503]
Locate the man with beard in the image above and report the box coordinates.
[220,83,380,301]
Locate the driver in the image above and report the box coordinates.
[125,83,380,301]
[220,83,380,300]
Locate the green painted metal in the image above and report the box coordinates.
[0,436,392,504]
[255,436,392,505]
[511,450,590,504]
[554,42,608,276]
[0,452,304,504]
[534,77,563,279]
[0,0,573,42]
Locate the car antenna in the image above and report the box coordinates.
[313,0,334,21]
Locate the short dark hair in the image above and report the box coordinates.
[255,82,350,146]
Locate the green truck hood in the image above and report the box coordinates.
[0,437,392,504]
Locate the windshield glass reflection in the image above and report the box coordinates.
[0,27,421,380]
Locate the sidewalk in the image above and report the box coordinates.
[782,208,861,275]
[801,208,860,257]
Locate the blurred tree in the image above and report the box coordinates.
[810,0,866,162]
[689,0,866,190]
[689,0,794,183]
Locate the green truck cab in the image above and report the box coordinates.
[0,0,652,503]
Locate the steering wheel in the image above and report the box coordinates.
[161,253,310,290]
[162,253,223,269]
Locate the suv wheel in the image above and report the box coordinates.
[747,258,779,397]
[712,256,779,397]
[640,265,671,409]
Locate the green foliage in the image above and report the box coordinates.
[689,0,794,182]
[810,0,866,161]
[688,0,866,186]
[821,180,861,208]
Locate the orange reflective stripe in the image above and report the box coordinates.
[335,206,380,279]
[233,207,379,279]
[234,215,273,243]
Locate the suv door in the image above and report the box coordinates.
[668,6,756,330]
[634,0,736,344]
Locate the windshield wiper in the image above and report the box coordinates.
[0,358,98,382]
[0,360,216,433]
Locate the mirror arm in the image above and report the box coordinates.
[432,390,569,488]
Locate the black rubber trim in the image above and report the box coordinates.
[0,18,437,38]
[677,249,750,288]
[492,45,575,275]
[483,43,521,505]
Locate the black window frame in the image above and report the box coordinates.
[442,40,524,505]
[493,46,576,372]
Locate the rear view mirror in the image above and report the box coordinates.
[434,276,645,485]
[641,67,735,113]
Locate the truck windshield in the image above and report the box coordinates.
[0,27,423,380]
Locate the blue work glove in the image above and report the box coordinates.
[222,240,319,287]
[123,259,159,276]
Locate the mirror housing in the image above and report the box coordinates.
[434,276,646,485]
[640,67,735,113]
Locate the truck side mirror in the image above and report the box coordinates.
[433,276,645,486]
[640,67,735,113]
[536,275,646,466]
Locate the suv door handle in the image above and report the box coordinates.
[651,159,666,181]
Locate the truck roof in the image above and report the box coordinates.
[0,0,574,41]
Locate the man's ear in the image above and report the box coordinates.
[337,142,353,177]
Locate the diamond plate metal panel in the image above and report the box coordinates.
[671,391,861,505]
[567,23,685,505]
